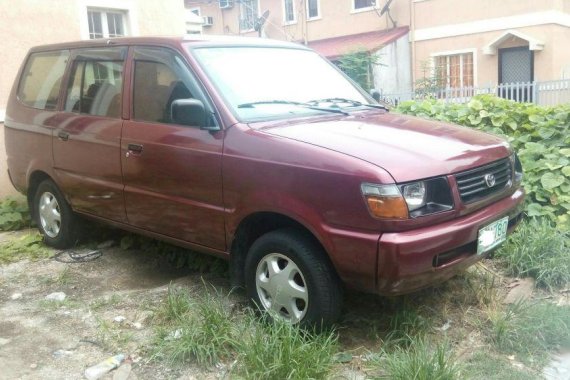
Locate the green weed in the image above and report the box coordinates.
[485,301,570,364]
[462,351,537,380]
[372,337,459,380]
[496,218,570,289]
[0,233,51,264]
[151,286,238,366]
[236,315,338,379]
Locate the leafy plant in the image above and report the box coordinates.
[0,196,31,231]
[397,95,570,228]
[337,48,382,91]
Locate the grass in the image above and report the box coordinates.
[384,303,431,348]
[0,232,51,264]
[96,317,134,351]
[372,337,459,380]
[152,286,238,366]
[496,218,570,289]
[237,316,337,379]
[483,300,570,364]
[89,294,121,311]
[462,351,538,380]
[151,284,338,379]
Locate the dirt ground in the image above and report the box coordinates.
[0,229,224,380]
[1,228,568,380]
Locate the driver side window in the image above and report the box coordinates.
[133,48,195,124]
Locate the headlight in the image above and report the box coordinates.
[361,183,408,219]
[402,181,426,211]
[362,178,454,220]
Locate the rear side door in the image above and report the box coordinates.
[53,47,127,222]
[121,46,226,250]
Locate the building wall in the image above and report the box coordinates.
[411,0,570,86]
[195,0,410,42]
[373,34,412,95]
[413,24,570,87]
[413,0,564,30]
[0,0,186,197]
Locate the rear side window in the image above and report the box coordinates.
[18,50,69,110]
[65,59,123,118]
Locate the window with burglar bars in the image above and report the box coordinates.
[283,0,295,23]
[240,0,258,31]
[88,9,126,39]
[434,53,474,89]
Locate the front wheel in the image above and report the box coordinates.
[245,228,343,328]
[34,179,78,249]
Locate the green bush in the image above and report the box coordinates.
[0,196,31,231]
[397,95,570,228]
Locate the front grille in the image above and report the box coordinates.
[455,158,512,204]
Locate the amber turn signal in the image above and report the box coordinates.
[365,195,409,219]
[361,183,409,219]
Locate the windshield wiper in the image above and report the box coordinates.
[308,98,389,111]
[237,100,349,115]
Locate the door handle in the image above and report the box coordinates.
[126,143,143,157]
[58,131,69,141]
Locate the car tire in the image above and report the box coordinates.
[34,179,78,249]
[245,228,342,328]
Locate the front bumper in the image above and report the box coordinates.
[376,187,525,295]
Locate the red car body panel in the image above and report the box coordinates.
[4,36,524,296]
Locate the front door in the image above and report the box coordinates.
[498,46,534,102]
[121,46,226,250]
[53,47,127,222]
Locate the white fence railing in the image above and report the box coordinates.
[380,80,570,107]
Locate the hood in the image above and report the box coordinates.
[259,111,510,183]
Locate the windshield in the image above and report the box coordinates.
[190,46,371,122]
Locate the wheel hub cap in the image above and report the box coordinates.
[255,253,308,323]
[39,192,61,238]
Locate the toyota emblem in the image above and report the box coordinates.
[484,173,496,187]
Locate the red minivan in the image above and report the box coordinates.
[4,36,524,326]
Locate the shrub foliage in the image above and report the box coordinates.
[0,196,31,231]
[397,95,570,228]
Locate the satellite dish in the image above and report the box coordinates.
[380,0,394,16]
[255,10,271,36]
[380,0,397,28]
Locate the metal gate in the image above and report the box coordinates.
[499,47,534,102]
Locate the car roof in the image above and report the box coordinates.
[29,35,310,53]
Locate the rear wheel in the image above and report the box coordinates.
[245,228,342,328]
[34,180,78,249]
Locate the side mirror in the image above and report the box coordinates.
[370,89,381,103]
[171,99,218,130]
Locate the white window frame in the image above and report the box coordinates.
[189,7,201,16]
[306,0,321,21]
[351,0,377,14]
[87,10,127,39]
[239,0,261,33]
[282,0,297,25]
[430,48,478,89]
[78,0,138,40]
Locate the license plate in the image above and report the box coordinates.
[477,216,509,255]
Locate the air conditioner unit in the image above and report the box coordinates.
[203,16,214,26]
[219,0,233,9]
